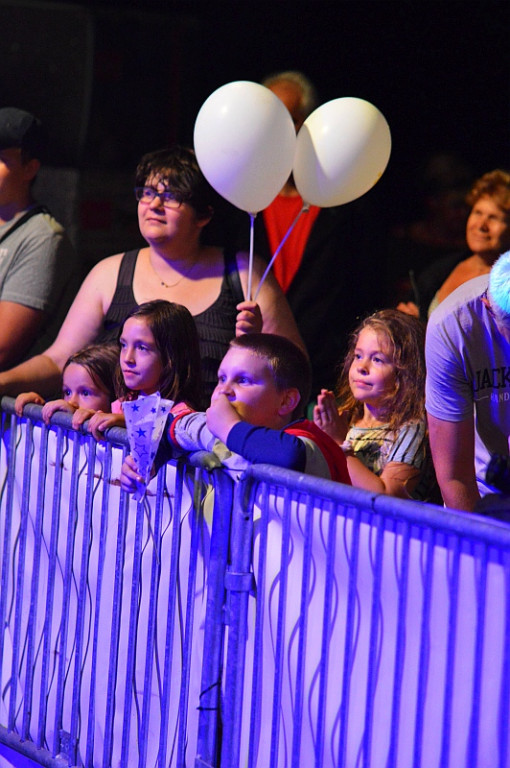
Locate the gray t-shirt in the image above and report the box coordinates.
[425,274,510,496]
[0,208,81,360]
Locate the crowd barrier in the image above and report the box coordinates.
[0,397,509,768]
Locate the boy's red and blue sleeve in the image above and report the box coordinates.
[226,422,308,471]
[285,419,351,484]
[154,404,197,471]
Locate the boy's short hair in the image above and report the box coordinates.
[229,334,311,418]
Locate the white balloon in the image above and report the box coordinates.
[293,97,391,207]
[194,81,296,213]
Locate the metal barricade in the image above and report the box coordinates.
[1,398,510,767]
[0,398,232,768]
[224,465,510,768]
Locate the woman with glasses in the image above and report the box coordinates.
[0,146,304,405]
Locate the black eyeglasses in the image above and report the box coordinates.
[134,186,182,208]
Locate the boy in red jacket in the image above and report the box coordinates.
[121,333,351,490]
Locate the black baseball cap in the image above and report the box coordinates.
[0,107,46,158]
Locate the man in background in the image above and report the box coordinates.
[237,71,384,400]
[0,107,80,368]
[426,250,510,511]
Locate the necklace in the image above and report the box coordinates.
[150,253,198,288]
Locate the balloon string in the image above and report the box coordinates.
[247,212,256,301]
[254,204,309,301]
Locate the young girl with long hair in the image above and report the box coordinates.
[87,299,202,441]
[314,309,437,500]
[14,343,118,429]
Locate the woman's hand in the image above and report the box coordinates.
[87,411,126,441]
[14,391,45,416]
[313,389,350,445]
[235,300,263,335]
[41,398,76,425]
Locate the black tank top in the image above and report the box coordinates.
[99,249,245,404]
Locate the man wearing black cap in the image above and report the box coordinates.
[0,107,80,368]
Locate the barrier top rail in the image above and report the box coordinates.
[237,458,510,549]
[5,395,510,549]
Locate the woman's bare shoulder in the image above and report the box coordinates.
[234,249,258,268]
[79,252,126,294]
[234,250,272,280]
[86,252,125,278]
[438,256,480,302]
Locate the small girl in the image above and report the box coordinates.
[314,309,436,500]
[14,344,118,429]
[87,300,203,441]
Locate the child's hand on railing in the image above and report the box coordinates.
[87,411,125,441]
[71,407,98,431]
[14,391,45,417]
[41,398,77,425]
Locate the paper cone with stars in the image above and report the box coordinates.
[122,392,174,500]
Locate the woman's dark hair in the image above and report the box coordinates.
[135,146,215,220]
[116,300,203,409]
[336,309,426,430]
[63,343,119,404]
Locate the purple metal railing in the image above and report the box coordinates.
[222,467,510,768]
[0,398,231,768]
[1,398,510,768]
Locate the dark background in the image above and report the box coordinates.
[1,0,509,262]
